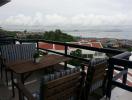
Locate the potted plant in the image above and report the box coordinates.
[33,51,42,63]
[33,51,48,63]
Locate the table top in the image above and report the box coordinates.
[6,54,71,74]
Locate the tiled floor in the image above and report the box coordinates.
[0,67,131,100]
[0,80,13,100]
[1,79,132,100]
[111,87,132,100]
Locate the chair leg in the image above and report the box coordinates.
[0,64,3,79]
[5,69,8,86]
[102,77,107,95]
[11,71,15,97]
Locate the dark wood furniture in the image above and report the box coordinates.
[7,55,71,74]
[40,72,81,100]
[82,58,107,100]
[6,54,71,97]
[16,70,81,100]
[0,44,36,85]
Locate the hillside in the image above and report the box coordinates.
[26,29,77,42]
[43,29,76,42]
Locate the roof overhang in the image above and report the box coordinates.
[0,0,10,7]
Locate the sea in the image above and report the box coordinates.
[3,25,132,40]
[65,31,132,40]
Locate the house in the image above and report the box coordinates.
[39,41,107,59]
[38,42,65,53]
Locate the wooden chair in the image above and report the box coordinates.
[16,68,82,100]
[82,58,108,100]
[0,44,36,84]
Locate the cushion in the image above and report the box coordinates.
[42,67,80,83]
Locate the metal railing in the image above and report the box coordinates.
[106,52,132,99]
[0,38,131,99]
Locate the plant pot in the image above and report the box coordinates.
[34,57,41,63]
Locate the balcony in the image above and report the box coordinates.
[0,38,132,100]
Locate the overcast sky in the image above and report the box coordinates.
[0,0,132,27]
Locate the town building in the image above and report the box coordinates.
[39,40,107,60]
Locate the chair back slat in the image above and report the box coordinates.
[0,44,21,62]
[86,58,107,94]
[92,63,107,83]
[0,44,36,63]
[20,44,36,60]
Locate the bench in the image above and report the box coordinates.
[16,68,82,100]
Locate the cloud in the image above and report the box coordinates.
[45,14,68,25]
[1,13,132,27]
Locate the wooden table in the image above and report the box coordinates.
[6,54,71,97]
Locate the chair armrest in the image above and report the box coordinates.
[113,69,128,81]
[0,55,5,64]
[15,82,36,100]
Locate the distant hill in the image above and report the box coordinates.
[43,29,77,42]
[0,28,17,38]
[26,29,77,42]
[0,28,76,42]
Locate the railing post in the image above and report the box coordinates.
[36,40,39,51]
[13,39,16,44]
[19,40,22,44]
[123,67,128,84]
[64,45,68,69]
[106,58,114,99]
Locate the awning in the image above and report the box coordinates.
[0,0,10,7]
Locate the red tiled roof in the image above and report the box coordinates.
[89,39,97,42]
[39,42,103,50]
[81,43,91,47]
[91,42,102,48]
[80,42,102,48]
[54,45,65,50]
[69,43,80,49]
[38,42,53,49]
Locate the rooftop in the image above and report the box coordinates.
[38,41,103,50]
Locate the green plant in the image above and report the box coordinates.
[69,49,83,66]
[33,51,41,58]
[33,51,47,58]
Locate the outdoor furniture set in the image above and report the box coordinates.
[0,43,108,100]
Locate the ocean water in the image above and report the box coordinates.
[3,25,132,40]
[66,31,132,40]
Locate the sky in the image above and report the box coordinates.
[0,0,132,28]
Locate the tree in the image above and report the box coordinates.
[69,49,83,67]
[127,47,132,52]
[24,29,27,34]
[43,29,77,42]
[0,27,17,38]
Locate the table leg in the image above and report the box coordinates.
[5,69,8,86]
[0,64,2,79]
[64,61,67,69]
[20,74,24,100]
[11,71,15,97]
[21,74,24,84]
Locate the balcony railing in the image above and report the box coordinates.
[0,38,132,99]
